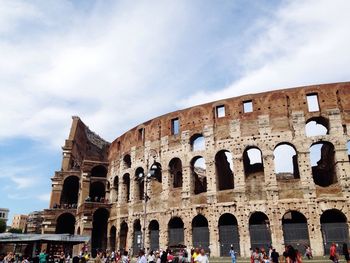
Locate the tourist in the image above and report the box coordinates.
[160,249,167,263]
[295,249,302,263]
[148,251,155,263]
[304,245,312,260]
[95,251,102,263]
[270,248,279,263]
[194,249,208,263]
[192,248,199,263]
[39,250,47,263]
[330,243,339,263]
[167,250,174,263]
[121,251,129,263]
[229,245,236,263]
[137,250,147,263]
[343,243,350,263]
[155,251,161,263]
[251,248,261,263]
[59,252,65,263]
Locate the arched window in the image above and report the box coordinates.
[218,213,239,256]
[119,221,128,250]
[89,181,105,202]
[305,117,329,137]
[122,173,130,202]
[215,150,234,190]
[191,156,207,194]
[274,143,299,179]
[135,167,145,201]
[109,226,116,251]
[190,134,205,151]
[149,220,160,251]
[60,176,79,205]
[56,213,75,234]
[169,158,183,188]
[92,208,109,254]
[133,220,142,253]
[91,165,107,178]
[168,217,184,246]
[309,141,336,187]
[112,176,119,202]
[192,215,209,251]
[123,154,131,169]
[243,147,264,177]
[249,212,271,251]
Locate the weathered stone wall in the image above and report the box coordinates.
[43,82,350,257]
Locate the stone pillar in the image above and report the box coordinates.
[269,209,284,254]
[237,214,250,257]
[159,216,168,249]
[298,151,316,198]
[308,206,324,256]
[182,165,191,205]
[205,159,217,204]
[161,168,170,201]
[78,173,90,205]
[184,220,192,250]
[208,223,219,257]
[263,152,279,202]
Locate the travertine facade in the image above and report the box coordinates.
[43,82,350,257]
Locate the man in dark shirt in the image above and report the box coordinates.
[271,248,279,263]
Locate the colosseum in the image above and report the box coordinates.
[42,82,350,258]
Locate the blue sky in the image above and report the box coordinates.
[1,0,350,225]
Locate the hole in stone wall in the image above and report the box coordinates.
[310,141,336,187]
[190,134,205,151]
[55,213,75,234]
[274,143,300,179]
[305,117,329,137]
[60,176,79,205]
[243,147,264,177]
[112,176,119,202]
[135,167,145,201]
[110,226,116,251]
[191,156,207,194]
[215,150,234,190]
[119,221,128,250]
[123,173,130,202]
[169,158,183,188]
[306,94,320,112]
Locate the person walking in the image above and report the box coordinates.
[270,248,279,263]
[329,243,339,263]
[229,246,236,263]
[194,249,208,263]
[39,250,47,263]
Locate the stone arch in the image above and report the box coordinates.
[192,214,210,252]
[169,158,183,188]
[123,154,132,169]
[119,221,128,251]
[109,225,117,251]
[190,156,207,194]
[282,211,310,253]
[55,213,75,234]
[149,220,160,251]
[168,217,184,246]
[305,116,329,137]
[274,143,300,179]
[91,208,109,254]
[218,213,240,256]
[60,176,79,205]
[215,150,234,190]
[133,219,142,254]
[91,165,107,178]
[89,181,105,202]
[249,212,271,251]
[135,167,145,201]
[309,141,336,187]
[190,134,205,151]
[243,146,264,177]
[112,176,119,202]
[320,209,349,254]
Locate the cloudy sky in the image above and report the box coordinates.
[1,0,350,224]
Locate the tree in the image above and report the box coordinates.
[0,219,6,233]
[8,228,22,233]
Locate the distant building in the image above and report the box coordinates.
[26,211,43,234]
[0,208,9,224]
[12,214,28,232]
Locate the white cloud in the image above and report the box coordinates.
[37,193,51,202]
[180,0,350,107]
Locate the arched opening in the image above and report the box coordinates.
[109,226,116,251]
[274,143,300,179]
[119,221,128,251]
[133,219,142,254]
[149,220,160,251]
[215,150,234,190]
[282,211,310,253]
[55,213,75,234]
[249,212,271,251]
[218,213,239,256]
[191,156,207,195]
[60,176,79,205]
[243,147,264,177]
[112,176,119,202]
[122,173,130,202]
[91,208,109,255]
[321,209,349,254]
[152,162,162,183]
[305,117,329,137]
[168,217,184,246]
[190,134,205,151]
[91,165,107,178]
[192,214,209,252]
[123,154,132,169]
[310,141,336,187]
[135,167,145,201]
[89,181,105,202]
[169,158,183,188]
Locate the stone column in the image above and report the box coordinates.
[182,165,191,205]
[298,151,316,198]
[269,209,284,254]
[209,223,219,257]
[237,213,250,257]
[263,152,279,202]
[308,206,324,256]
[161,168,170,201]
[205,158,217,204]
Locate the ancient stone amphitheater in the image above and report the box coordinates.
[43,82,350,257]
